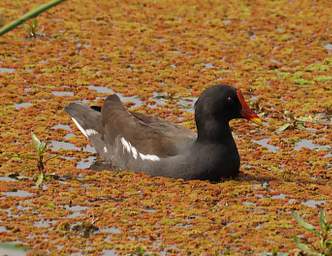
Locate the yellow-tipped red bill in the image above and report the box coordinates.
[249,116,263,125]
[236,89,263,125]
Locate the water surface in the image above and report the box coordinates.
[52,91,74,97]
[302,199,325,208]
[253,138,279,153]
[15,102,32,110]
[0,242,28,256]
[50,141,80,151]
[3,190,33,198]
[0,67,16,73]
[52,124,72,131]
[294,139,330,151]
[76,156,96,169]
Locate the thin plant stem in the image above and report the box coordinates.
[0,0,66,36]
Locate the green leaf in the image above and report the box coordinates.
[292,211,319,235]
[45,154,58,163]
[325,239,332,253]
[295,116,314,123]
[0,243,28,253]
[315,75,332,82]
[47,202,56,209]
[31,132,42,152]
[325,244,332,256]
[35,172,44,188]
[293,78,314,86]
[38,141,47,156]
[305,63,329,72]
[32,133,47,156]
[276,123,291,133]
[319,210,327,233]
[294,237,323,256]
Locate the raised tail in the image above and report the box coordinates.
[65,103,110,161]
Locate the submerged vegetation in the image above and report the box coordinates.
[0,0,331,255]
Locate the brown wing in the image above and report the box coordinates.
[102,95,195,157]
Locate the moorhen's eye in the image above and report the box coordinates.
[226,96,232,102]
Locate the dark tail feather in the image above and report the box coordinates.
[91,105,101,112]
[65,103,110,161]
[65,103,102,134]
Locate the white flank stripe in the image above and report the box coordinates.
[139,153,160,161]
[120,137,160,161]
[86,129,98,136]
[131,145,138,159]
[71,118,88,138]
[120,137,131,153]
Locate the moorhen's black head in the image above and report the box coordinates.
[194,84,261,140]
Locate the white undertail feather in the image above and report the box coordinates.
[72,118,88,138]
[103,146,108,153]
[86,129,98,136]
[71,118,99,138]
[120,137,160,161]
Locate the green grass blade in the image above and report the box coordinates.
[292,211,319,235]
[0,0,66,36]
[325,239,332,252]
[294,237,323,256]
[45,154,58,163]
[319,210,328,233]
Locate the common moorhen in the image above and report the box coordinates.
[65,84,261,181]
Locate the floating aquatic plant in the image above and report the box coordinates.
[129,247,153,256]
[1,0,331,254]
